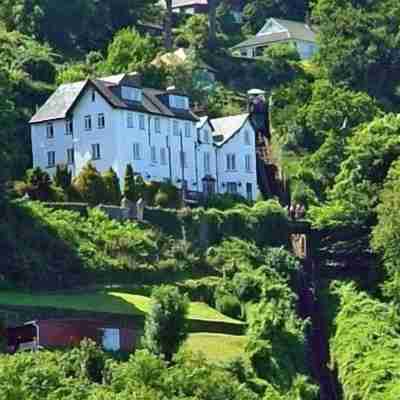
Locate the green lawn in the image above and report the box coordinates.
[183,333,247,362]
[0,291,242,324]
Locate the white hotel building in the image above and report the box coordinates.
[30,73,259,201]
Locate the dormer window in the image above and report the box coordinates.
[170,95,189,110]
[122,86,142,102]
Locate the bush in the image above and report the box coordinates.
[154,182,180,208]
[102,167,121,205]
[216,294,241,319]
[73,163,107,206]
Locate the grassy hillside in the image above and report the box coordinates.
[0,290,242,324]
[183,333,247,362]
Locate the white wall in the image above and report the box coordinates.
[197,121,217,192]
[31,119,74,174]
[216,120,258,201]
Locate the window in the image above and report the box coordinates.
[151,146,157,163]
[133,142,141,160]
[173,120,179,135]
[91,143,101,160]
[184,122,191,137]
[226,154,236,171]
[47,151,55,167]
[46,123,54,139]
[127,112,134,128]
[67,148,74,164]
[122,86,142,102]
[155,117,161,133]
[204,152,211,174]
[245,154,252,172]
[180,151,187,168]
[92,90,96,102]
[65,119,73,135]
[246,183,253,201]
[244,130,251,145]
[139,114,145,130]
[97,113,105,129]
[170,95,189,110]
[84,115,92,131]
[160,148,167,165]
[227,182,238,194]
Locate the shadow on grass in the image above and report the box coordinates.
[0,201,87,290]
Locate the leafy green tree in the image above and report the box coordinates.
[103,167,121,205]
[142,285,189,362]
[310,113,400,229]
[372,159,400,303]
[313,0,400,105]
[175,15,210,50]
[123,164,136,202]
[73,163,107,206]
[103,28,158,74]
[54,164,72,190]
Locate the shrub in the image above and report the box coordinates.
[123,164,136,202]
[54,164,72,190]
[154,182,180,208]
[24,167,53,201]
[216,294,241,319]
[142,285,189,362]
[73,163,107,206]
[103,167,121,205]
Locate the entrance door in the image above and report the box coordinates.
[246,183,253,201]
[102,328,120,351]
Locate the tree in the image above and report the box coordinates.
[175,15,210,50]
[123,164,136,202]
[54,164,72,190]
[73,163,107,206]
[142,285,189,362]
[313,0,400,105]
[103,28,158,74]
[164,0,173,50]
[103,167,121,205]
[208,0,220,47]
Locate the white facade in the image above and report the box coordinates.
[214,119,258,201]
[30,79,259,201]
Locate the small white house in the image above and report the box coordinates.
[231,18,318,60]
[29,72,259,201]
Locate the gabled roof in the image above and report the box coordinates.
[232,18,316,50]
[30,74,199,124]
[211,113,250,146]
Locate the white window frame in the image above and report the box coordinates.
[184,122,191,137]
[227,182,238,194]
[173,120,179,136]
[127,112,134,128]
[91,143,101,160]
[46,123,54,139]
[204,152,211,174]
[155,117,161,133]
[244,130,251,145]
[67,148,74,165]
[151,146,157,163]
[226,153,236,171]
[160,147,167,165]
[139,114,145,130]
[47,151,55,167]
[245,154,252,172]
[84,115,92,131]
[65,119,73,135]
[180,151,187,168]
[97,113,105,129]
[133,142,141,160]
